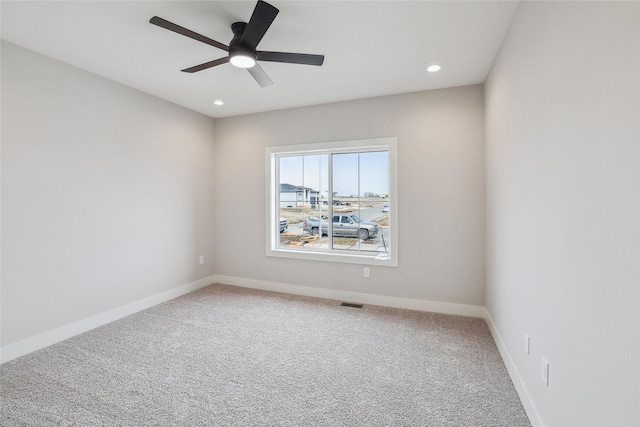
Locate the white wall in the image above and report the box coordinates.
[213,86,486,306]
[485,2,639,426]
[1,42,217,352]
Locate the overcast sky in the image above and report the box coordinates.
[279,151,388,197]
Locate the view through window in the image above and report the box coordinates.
[267,138,396,265]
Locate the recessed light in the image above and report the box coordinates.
[427,64,442,73]
[213,100,224,106]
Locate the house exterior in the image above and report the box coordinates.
[280,183,320,208]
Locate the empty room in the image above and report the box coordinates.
[1,1,638,426]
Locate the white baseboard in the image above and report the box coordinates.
[485,309,544,427]
[0,275,216,364]
[213,274,486,318]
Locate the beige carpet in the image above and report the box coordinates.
[1,283,530,426]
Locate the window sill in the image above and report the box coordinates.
[267,247,398,267]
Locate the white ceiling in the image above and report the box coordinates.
[1,1,520,118]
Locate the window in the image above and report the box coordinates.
[266,137,397,266]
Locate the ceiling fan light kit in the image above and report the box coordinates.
[230,54,256,69]
[149,0,324,87]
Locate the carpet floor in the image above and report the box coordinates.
[1,284,531,426]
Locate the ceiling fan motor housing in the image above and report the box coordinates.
[229,22,256,64]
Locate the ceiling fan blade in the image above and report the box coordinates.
[181,57,230,73]
[247,63,274,88]
[240,1,279,50]
[257,51,324,66]
[150,16,229,52]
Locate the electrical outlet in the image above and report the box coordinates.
[199,255,205,265]
[525,333,531,355]
[541,357,549,386]
[363,267,370,278]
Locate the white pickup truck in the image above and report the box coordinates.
[303,214,379,240]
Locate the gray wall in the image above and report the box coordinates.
[213,86,486,305]
[485,2,639,426]
[1,41,217,346]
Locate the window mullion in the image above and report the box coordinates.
[274,154,280,246]
[318,154,324,245]
[357,152,361,251]
[328,152,334,250]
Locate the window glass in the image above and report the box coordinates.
[277,154,329,249]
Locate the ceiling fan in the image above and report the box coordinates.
[150,0,325,88]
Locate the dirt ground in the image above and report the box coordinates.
[374,216,389,227]
[279,197,387,224]
[279,234,356,247]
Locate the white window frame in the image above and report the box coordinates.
[265,137,398,267]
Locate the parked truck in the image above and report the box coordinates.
[303,214,379,240]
